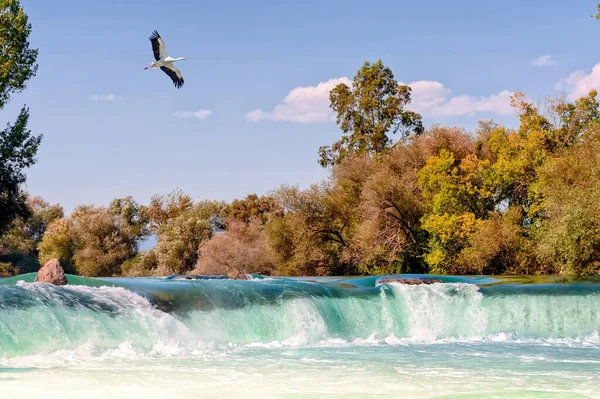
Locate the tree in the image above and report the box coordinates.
[38,198,148,277]
[458,207,522,274]
[0,108,41,233]
[141,189,193,232]
[151,200,227,275]
[264,184,354,275]
[0,196,63,274]
[194,218,276,277]
[70,201,148,277]
[0,0,41,234]
[109,196,150,246]
[0,0,38,108]
[349,126,477,274]
[2,196,63,251]
[227,193,282,225]
[534,125,600,274]
[417,148,497,274]
[318,60,423,167]
[549,90,599,150]
[37,218,75,272]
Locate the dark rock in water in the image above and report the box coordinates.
[228,271,253,280]
[167,274,229,280]
[376,277,442,286]
[172,275,202,280]
[35,258,67,285]
[166,273,256,281]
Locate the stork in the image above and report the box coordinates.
[144,31,186,89]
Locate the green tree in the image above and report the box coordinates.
[227,193,282,225]
[152,202,218,275]
[350,126,477,274]
[2,196,63,252]
[37,218,75,272]
[38,198,148,277]
[534,125,600,274]
[0,0,41,234]
[264,183,358,276]
[141,189,193,232]
[0,108,41,234]
[0,0,38,108]
[71,202,147,277]
[0,196,63,274]
[318,60,423,167]
[418,148,497,273]
[109,196,150,246]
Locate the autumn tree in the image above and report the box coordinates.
[318,60,423,167]
[142,189,194,232]
[0,195,62,275]
[2,196,63,252]
[227,193,282,225]
[0,0,41,234]
[38,197,148,277]
[194,218,276,277]
[264,184,356,275]
[37,217,74,269]
[534,122,600,274]
[151,200,227,275]
[345,127,471,274]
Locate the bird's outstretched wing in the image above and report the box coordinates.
[149,30,167,61]
[160,65,184,89]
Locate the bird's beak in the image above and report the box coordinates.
[144,66,149,70]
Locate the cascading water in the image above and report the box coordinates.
[2,274,600,398]
[2,276,600,355]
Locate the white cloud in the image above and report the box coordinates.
[246,77,512,123]
[173,109,212,120]
[89,94,122,101]
[531,55,557,67]
[556,63,600,100]
[245,77,351,123]
[406,80,514,117]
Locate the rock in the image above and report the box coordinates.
[174,275,200,280]
[376,277,442,286]
[228,271,253,280]
[35,258,67,285]
[167,274,229,280]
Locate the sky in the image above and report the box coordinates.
[5,0,600,213]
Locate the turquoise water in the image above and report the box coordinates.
[1,274,600,398]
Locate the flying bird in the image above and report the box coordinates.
[144,31,186,89]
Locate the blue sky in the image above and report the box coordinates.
[5,0,600,212]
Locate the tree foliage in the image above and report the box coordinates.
[0,0,40,235]
[142,189,193,232]
[264,184,355,276]
[38,197,147,276]
[194,218,276,277]
[0,195,62,274]
[318,60,423,167]
[227,193,282,225]
[0,107,41,233]
[0,0,38,108]
[11,61,600,278]
[534,126,600,274]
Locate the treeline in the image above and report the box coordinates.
[3,61,600,277]
[2,1,600,277]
